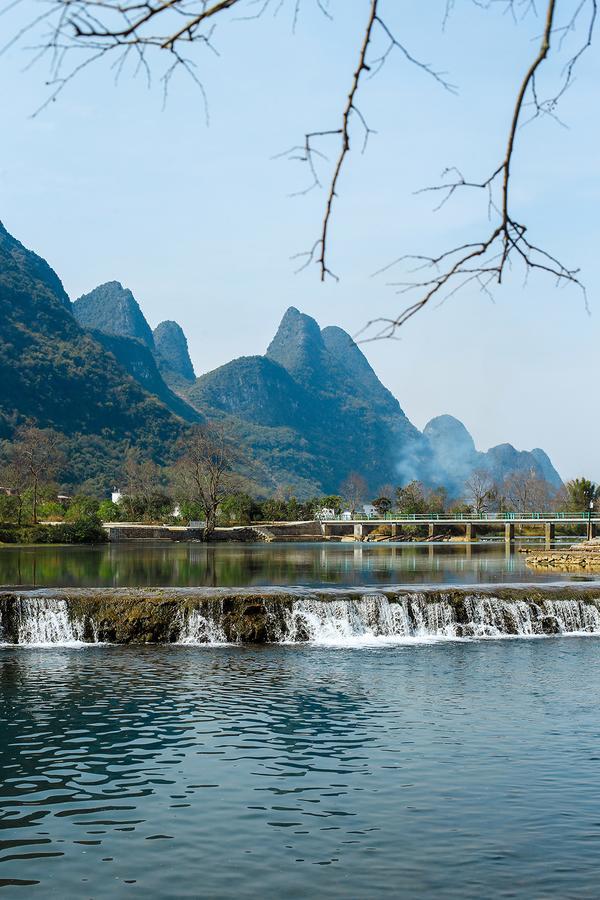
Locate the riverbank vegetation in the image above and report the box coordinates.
[0,425,597,544]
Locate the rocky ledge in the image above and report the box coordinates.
[2,585,600,644]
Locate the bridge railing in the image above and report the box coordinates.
[316,511,596,522]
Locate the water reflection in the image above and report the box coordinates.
[0,542,595,589]
[2,642,600,897]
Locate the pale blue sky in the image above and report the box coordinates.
[1,1,598,481]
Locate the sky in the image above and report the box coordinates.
[1,0,598,482]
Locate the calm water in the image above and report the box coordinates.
[2,641,600,897]
[2,545,600,897]
[0,541,596,589]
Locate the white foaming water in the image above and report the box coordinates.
[4,592,600,647]
[542,599,600,634]
[14,598,87,646]
[281,595,456,646]
[275,594,600,646]
[178,606,229,645]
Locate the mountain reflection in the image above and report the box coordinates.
[0,541,570,589]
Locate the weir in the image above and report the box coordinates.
[2,587,600,646]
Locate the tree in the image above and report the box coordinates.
[503,469,554,513]
[464,469,496,514]
[340,473,368,514]
[319,495,344,515]
[172,424,240,539]
[372,496,392,516]
[218,492,257,526]
[120,450,172,521]
[564,478,600,512]
[8,427,65,524]
[0,459,29,525]
[395,480,426,515]
[10,1,594,324]
[425,485,449,516]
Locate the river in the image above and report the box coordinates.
[0,540,594,588]
[1,542,600,897]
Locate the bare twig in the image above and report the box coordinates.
[363,0,594,340]
[289,2,456,280]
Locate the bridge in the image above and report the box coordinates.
[318,512,600,545]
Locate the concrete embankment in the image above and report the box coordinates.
[2,585,600,644]
[102,521,328,542]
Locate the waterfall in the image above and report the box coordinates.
[2,589,600,645]
[178,603,229,645]
[8,598,87,646]
[281,595,408,645]
[276,594,600,644]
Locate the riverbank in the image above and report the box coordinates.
[3,584,600,644]
[523,539,600,571]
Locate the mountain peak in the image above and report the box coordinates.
[424,415,477,456]
[266,307,326,384]
[73,281,154,348]
[153,320,195,384]
[0,222,71,311]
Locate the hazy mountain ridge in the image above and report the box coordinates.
[189,307,427,493]
[188,311,562,494]
[0,223,563,495]
[423,415,562,492]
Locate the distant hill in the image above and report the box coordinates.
[186,309,563,495]
[0,223,563,497]
[90,330,200,424]
[188,307,428,494]
[153,320,196,389]
[0,223,194,485]
[423,415,562,493]
[72,280,199,420]
[73,281,155,347]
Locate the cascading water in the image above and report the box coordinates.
[542,599,600,633]
[268,594,600,644]
[178,603,229,645]
[2,589,600,645]
[10,598,86,646]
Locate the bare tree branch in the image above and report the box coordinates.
[289,1,456,280]
[361,0,595,340]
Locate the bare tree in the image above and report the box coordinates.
[503,468,554,513]
[9,426,65,523]
[173,423,240,539]
[6,0,596,323]
[340,472,368,514]
[464,468,496,514]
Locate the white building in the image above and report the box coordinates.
[316,507,336,520]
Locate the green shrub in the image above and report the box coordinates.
[18,516,107,545]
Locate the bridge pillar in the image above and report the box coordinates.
[428,523,436,540]
[465,522,476,542]
[544,523,555,548]
[321,522,330,538]
[505,523,515,545]
[587,521,597,541]
[390,523,399,540]
[354,523,364,541]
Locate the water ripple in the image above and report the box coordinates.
[1,643,600,897]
